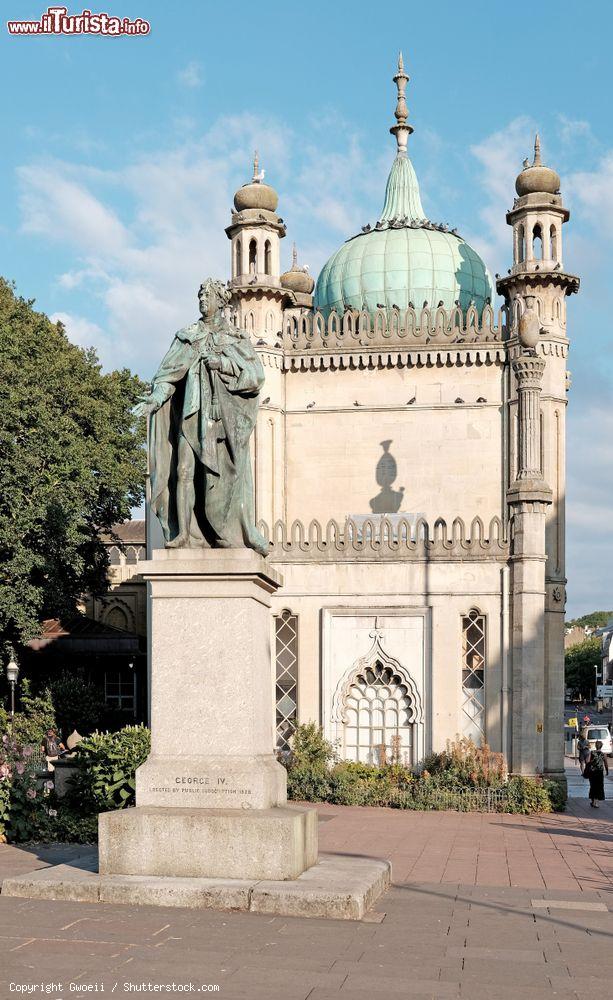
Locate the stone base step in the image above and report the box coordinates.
[1,853,391,921]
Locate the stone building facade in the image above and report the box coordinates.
[97,58,578,782]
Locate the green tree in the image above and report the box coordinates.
[565,611,613,631]
[565,637,602,699]
[0,278,146,653]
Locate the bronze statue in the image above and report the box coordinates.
[135,279,268,555]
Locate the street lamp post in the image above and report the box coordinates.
[6,658,19,719]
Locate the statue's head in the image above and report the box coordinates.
[198,278,231,320]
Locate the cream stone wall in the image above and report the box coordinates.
[253,358,507,529]
[269,557,509,757]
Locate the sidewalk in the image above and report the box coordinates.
[0,767,612,999]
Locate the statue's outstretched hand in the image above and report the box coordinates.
[134,394,159,419]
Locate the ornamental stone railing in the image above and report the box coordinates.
[258,515,509,562]
[282,303,518,353]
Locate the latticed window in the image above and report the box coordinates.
[461,610,486,744]
[104,669,135,712]
[343,661,414,765]
[275,611,298,752]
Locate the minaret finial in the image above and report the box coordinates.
[292,242,298,268]
[252,150,265,183]
[533,133,541,166]
[390,51,413,156]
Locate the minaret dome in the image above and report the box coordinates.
[234,151,279,213]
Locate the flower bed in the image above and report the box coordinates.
[283,725,563,815]
[0,725,150,844]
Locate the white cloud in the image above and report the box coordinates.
[50,311,115,369]
[15,112,385,371]
[467,116,537,274]
[18,164,130,256]
[566,153,613,232]
[177,61,203,89]
[557,115,595,147]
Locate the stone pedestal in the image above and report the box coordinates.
[98,548,318,881]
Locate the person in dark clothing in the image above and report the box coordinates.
[41,728,65,769]
[577,734,590,775]
[587,740,609,808]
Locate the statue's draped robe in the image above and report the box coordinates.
[148,319,267,554]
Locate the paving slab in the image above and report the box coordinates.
[1,777,613,997]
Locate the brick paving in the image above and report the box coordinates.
[0,767,612,999]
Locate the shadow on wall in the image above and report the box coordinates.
[369,440,404,513]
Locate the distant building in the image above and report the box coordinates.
[564,625,592,650]
[594,622,613,685]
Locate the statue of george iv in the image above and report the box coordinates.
[135,278,268,556]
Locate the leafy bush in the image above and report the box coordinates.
[418,737,506,788]
[67,725,150,812]
[543,779,567,812]
[328,761,414,807]
[283,727,557,814]
[49,669,105,737]
[287,765,332,802]
[0,680,56,748]
[0,736,54,842]
[506,776,552,814]
[289,722,336,770]
[50,808,98,843]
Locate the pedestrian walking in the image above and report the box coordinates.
[577,734,590,775]
[585,740,609,808]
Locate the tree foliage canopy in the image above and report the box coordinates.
[0,279,146,652]
[565,611,613,631]
[564,637,602,697]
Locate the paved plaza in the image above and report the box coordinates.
[1,765,612,1000]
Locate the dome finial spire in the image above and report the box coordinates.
[390,51,413,156]
[533,133,542,166]
[252,150,265,183]
[292,242,298,268]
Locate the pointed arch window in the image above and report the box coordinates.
[275,611,298,752]
[125,545,140,565]
[108,545,122,566]
[264,239,272,275]
[550,224,558,261]
[517,223,525,263]
[106,605,128,631]
[532,223,543,260]
[249,239,257,274]
[235,238,242,277]
[461,609,486,744]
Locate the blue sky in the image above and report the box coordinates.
[1,0,611,616]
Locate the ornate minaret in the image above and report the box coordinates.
[497,136,579,783]
[226,152,287,346]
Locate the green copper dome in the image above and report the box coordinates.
[314,59,493,318]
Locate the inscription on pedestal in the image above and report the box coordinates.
[147,775,254,800]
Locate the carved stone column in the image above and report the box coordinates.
[514,354,546,484]
[507,351,553,778]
